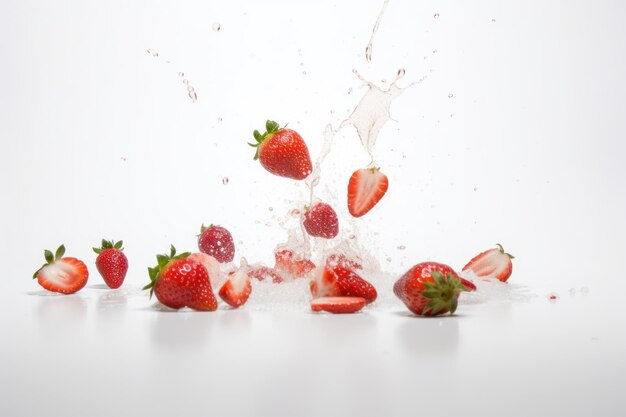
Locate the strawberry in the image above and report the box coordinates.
[93,239,128,289]
[197,224,235,263]
[462,244,514,282]
[143,245,217,311]
[310,262,377,304]
[32,245,88,294]
[347,166,389,217]
[249,265,285,283]
[248,120,312,180]
[188,252,223,286]
[311,297,366,314]
[393,262,467,316]
[274,249,316,278]
[219,264,252,308]
[303,202,339,239]
[459,277,477,292]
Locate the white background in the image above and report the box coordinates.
[1,1,625,416]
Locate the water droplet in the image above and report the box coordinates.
[547,293,559,302]
[491,18,496,23]
[302,71,307,75]
[432,49,438,54]
[423,56,428,60]
[580,287,589,296]
[120,156,126,162]
[397,68,406,78]
[386,257,392,262]
[290,209,301,216]
[299,62,304,67]
[473,187,478,191]
[147,48,159,57]
[183,79,189,85]
[448,93,454,98]
[348,87,353,94]
[434,13,440,19]
[450,113,455,118]
[569,288,576,297]
[268,207,273,212]
[397,245,406,250]
[188,89,198,102]
[217,117,223,122]
[178,72,185,77]
[330,109,335,114]
[212,22,221,32]
[349,234,356,240]
[222,177,229,185]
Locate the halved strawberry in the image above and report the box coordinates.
[462,244,514,282]
[248,265,285,283]
[310,262,377,304]
[347,167,389,217]
[188,252,223,286]
[219,264,252,308]
[274,249,316,278]
[33,245,89,294]
[311,297,366,314]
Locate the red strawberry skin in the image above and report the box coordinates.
[249,266,285,283]
[311,297,366,314]
[36,258,89,294]
[310,263,377,304]
[250,121,312,180]
[303,202,339,239]
[96,248,128,289]
[198,225,235,263]
[154,258,217,311]
[462,244,514,282]
[393,262,464,316]
[347,167,389,217]
[274,249,316,278]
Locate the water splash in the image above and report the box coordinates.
[212,22,221,32]
[364,0,390,63]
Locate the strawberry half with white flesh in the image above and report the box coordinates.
[33,245,88,294]
[310,260,377,304]
[310,297,366,314]
[219,260,252,308]
[347,167,389,217]
[462,243,514,282]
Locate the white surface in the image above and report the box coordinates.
[1,1,626,416]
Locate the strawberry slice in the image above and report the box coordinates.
[347,167,389,217]
[274,249,316,278]
[249,265,285,283]
[219,265,252,308]
[462,244,514,282]
[33,245,88,294]
[310,262,377,304]
[459,277,477,292]
[311,297,366,314]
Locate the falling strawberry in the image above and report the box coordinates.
[310,260,377,304]
[248,120,312,180]
[311,297,366,314]
[197,224,235,263]
[303,202,339,239]
[93,239,128,289]
[462,244,514,282]
[219,261,252,308]
[32,245,88,294]
[347,166,389,217]
[393,262,467,316]
[274,249,316,278]
[143,245,217,311]
[248,265,285,283]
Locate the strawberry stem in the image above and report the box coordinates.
[249,119,282,161]
[143,245,191,299]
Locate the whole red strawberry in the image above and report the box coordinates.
[249,120,312,180]
[393,262,467,316]
[197,224,235,263]
[32,245,88,294]
[303,202,339,239]
[93,239,128,289]
[143,245,217,311]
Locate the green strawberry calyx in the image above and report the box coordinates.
[93,239,123,254]
[32,244,66,279]
[142,245,191,299]
[421,270,467,315]
[247,120,281,160]
[496,243,514,259]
